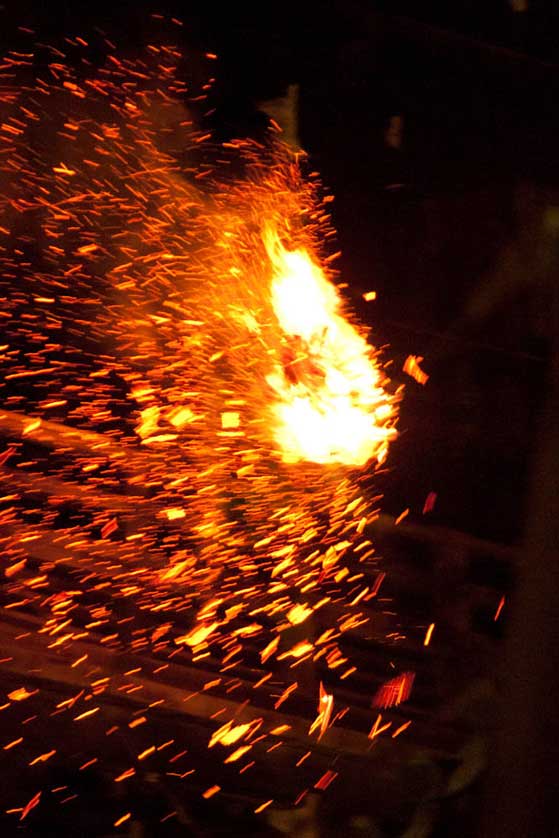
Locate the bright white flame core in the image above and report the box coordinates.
[265,231,396,467]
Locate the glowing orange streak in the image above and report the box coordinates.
[424,623,435,646]
[309,681,334,740]
[403,354,429,385]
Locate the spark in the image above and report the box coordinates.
[368,714,392,741]
[373,672,415,708]
[29,749,56,765]
[20,791,41,820]
[314,770,338,790]
[309,682,334,740]
[4,737,23,750]
[392,720,412,738]
[209,721,253,748]
[8,687,34,701]
[494,596,505,621]
[424,623,436,646]
[74,707,100,721]
[403,355,429,386]
[422,491,437,514]
[224,745,252,763]
[115,768,135,783]
[114,813,131,827]
[395,508,409,525]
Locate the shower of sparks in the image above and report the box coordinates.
[0,24,407,828]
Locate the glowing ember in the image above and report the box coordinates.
[403,354,429,386]
[309,681,334,740]
[209,721,254,748]
[373,672,415,709]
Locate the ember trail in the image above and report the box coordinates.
[0,30,403,829]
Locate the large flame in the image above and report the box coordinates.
[265,230,395,466]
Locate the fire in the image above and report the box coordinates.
[403,354,429,386]
[0,24,406,827]
[265,231,396,466]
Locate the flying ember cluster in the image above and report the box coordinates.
[0,24,402,827]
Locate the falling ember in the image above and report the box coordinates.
[114,813,131,828]
[403,355,429,386]
[373,672,415,709]
[494,596,506,621]
[314,769,338,791]
[0,22,405,829]
[202,785,221,800]
[309,682,334,740]
[424,623,436,646]
[422,491,437,514]
[20,791,42,821]
[7,687,34,702]
[209,721,254,748]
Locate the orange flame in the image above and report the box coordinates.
[265,231,396,466]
